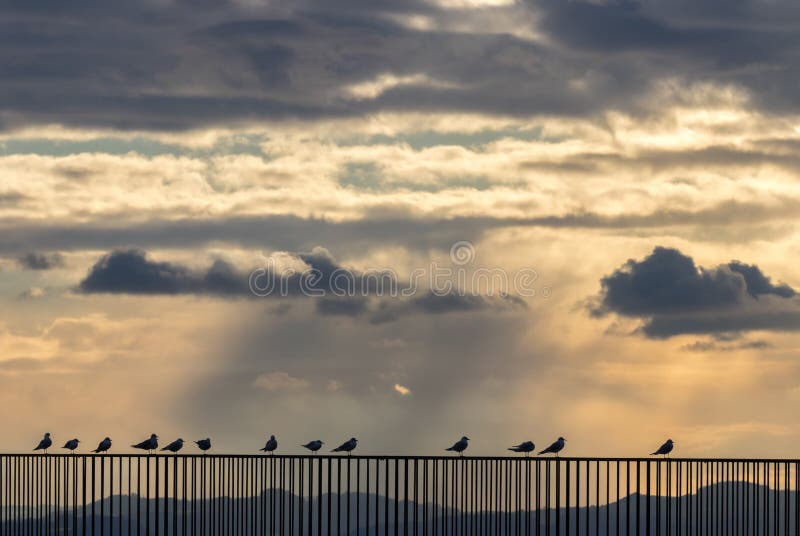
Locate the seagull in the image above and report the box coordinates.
[195,438,211,454]
[651,439,674,458]
[62,438,80,453]
[538,437,566,457]
[33,433,52,454]
[331,438,358,456]
[260,435,278,455]
[446,436,470,457]
[302,440,324,454]
[508,441,536,457]
[131,434,158,455]
[92,437,112,454]
[161,438,184,453]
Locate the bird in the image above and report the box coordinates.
[331,438,358,456]
[508,441,536,457]
[538,437,566,457]
[445,436,470,457]
[651,439,674,458]
[195,438,211,453]
[131,434,158,454]
[260,435,278,455]
[92,437,112,454]
[62,438,80,453]
[33,433,52,454]
[161,438,184,453]
[302,440,324,454]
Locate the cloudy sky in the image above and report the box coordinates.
[3,0,800,457]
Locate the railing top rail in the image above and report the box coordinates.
[0,453,796,463]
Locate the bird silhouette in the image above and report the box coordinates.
[62,438,80,453]
[195,438,211,453]
[92,437,112,454]
[331,438,358,456]
[538,437,566,457]
[33,433,52,454]
[260,435,278,455]
[161,438,184,453]
[508,441,535,457]
[651,439,674,458]
[131,434,158,454]
[302,440,324,454]
[446,436,470,457]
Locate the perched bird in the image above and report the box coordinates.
[62,438,80,453]
[161,438,184,453]
[446,436,470,457]
[33,433,52,454]
[651,439,674,458]
[302,440,324,454]
[260,435,278,455]
[92,437,112,454]
[331,438,358,456]
[195,438,211,453]
[131,434,159,454]
[538,437,566,457]
[508,441,536,457]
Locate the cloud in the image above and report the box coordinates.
[369,291,526,324]
[394,383,411,396]
[77,248,527,323]
[681,338,771,352]
[592,246,800,337]
[3,0,800,132]
[17,251,64,270]
[253,371,309,391]
[17,287,45,300]
[78,249,248,295]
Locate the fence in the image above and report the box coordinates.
[0,454,798,534]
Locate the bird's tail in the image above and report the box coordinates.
[445,447,454,451]
[650,451,658,455]
[92,449,99,453]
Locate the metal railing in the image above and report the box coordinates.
[0,454,798,534]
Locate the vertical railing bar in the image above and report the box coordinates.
[385,458,390,536]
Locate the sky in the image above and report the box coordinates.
[2,0,800,457]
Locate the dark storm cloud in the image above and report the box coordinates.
[592,246,800,337]
[78,249,247,295]
[77,248,526,322]
[17,251,64,270]
[4,0,800,130]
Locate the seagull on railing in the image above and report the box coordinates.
[161,438,184,453]
[332,438,358,456]
[302,440,324,454]
[92,437,112,454]
[446,436,470,457]
[538,437,566,457]
[260,435,278,455]
[131,434,158,454]
[195,438,211,454]
[33,433,52,454]
[651,439,674,458]
[508,441,535,457]
[62,438,80,453]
